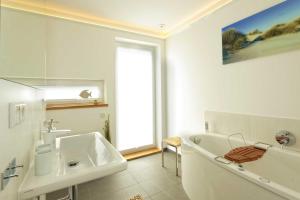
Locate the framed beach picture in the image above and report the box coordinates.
[222,0,300,65]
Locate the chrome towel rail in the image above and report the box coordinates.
[227,133,247,150]
[214,156,232,165]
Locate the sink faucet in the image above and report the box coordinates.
[45,119,59,133]
[41,119,71,149]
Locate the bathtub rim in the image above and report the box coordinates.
[182,133,300,200]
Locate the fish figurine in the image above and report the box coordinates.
[79,90,92,99]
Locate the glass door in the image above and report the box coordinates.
[116,43,155,152]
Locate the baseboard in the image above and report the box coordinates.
[123,147,161,161]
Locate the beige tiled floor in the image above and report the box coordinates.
[47,152,190,200]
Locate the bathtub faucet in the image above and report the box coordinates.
[275,130,296,148]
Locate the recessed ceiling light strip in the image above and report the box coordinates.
[1,0,165,39]
[165,0,233,37]
[1,0,232,39]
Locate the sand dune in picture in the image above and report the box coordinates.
[224,32,300,64]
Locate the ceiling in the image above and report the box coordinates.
[2,0,232,38]
[44,0,216,31]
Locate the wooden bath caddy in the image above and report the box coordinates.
[224,145,266,163]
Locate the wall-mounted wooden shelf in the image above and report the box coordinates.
[46,102,108,110]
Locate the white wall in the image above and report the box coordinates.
[0,79,44,200]
[45,16,166,147]
[0,8,46,78]
[205,111,300,151]
[47,108,109,135]
[166,0,300,137]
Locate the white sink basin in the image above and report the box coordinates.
[58,132,118,175]
[18,132,127,200]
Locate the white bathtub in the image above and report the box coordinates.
[182,133,300,200]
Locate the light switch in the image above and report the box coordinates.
[9,103,19,128]
[9,103,27,128]
[19,104,26,122]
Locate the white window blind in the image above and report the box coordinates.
[116,43,155,151]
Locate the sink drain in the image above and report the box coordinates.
[67,160,80,167]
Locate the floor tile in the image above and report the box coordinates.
[150,192,173,200]
[89,172,138,195]
[90,184,149,200]
[46,152,189,200]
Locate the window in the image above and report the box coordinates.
[116,42,156,152]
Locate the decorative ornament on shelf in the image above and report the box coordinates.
[79,90,92,99]
[103,114,111,143]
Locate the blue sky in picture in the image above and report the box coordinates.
[222,0,300,34]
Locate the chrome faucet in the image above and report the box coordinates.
[45,119,59,133]
[41,119,71,149]
[275,130,296,148]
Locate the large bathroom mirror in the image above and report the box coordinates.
[0,0,47,83]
